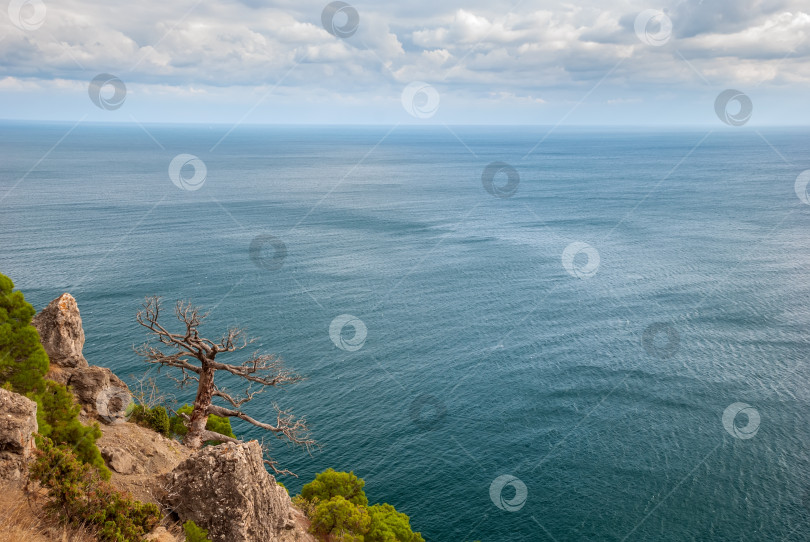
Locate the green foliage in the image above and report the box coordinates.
[366,504,425,542]
[0,274,107,477]
[291,494,317,517]
[297,470,423,542]
[33,379,110,479]
[0,273,48,394]
[301,468,368,507]
[130,404,171,436]
[29,438,161,542]
[310,495,370,542]
[183,520,212,542]
[169,404,236,444]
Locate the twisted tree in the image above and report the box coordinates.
[135,296,314,471]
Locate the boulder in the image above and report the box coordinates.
[100,446,136,474]
[32,293,88,368]
[67,366,130,423]
[33,293,131,423]
[0,388,38,481]
[164,441,302,542]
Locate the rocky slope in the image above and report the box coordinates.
[0,292,316,542]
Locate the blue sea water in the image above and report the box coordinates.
[2,122,810,541]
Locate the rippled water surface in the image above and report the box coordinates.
[2,123,810,541]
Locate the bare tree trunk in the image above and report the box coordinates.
[136,296,315,465]
[184,361,215,448]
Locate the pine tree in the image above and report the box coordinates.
[0,272,108,478]
[0,273,48,393]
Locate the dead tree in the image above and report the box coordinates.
[135,296,314,464]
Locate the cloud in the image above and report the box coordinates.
[0,0,807,122]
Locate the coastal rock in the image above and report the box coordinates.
[67,366,129,422]
[95,417,192,506]
[164,441,306,542]
[33,293,131,422]
[100,446,136,474]
[32,293,88,368]
[0,388,38,481]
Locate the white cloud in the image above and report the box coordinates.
[0,0,807,122]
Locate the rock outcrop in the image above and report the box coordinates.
[33,293,130,423]
[66,365,130,422]
[0,388,38,481]
[95,417,191,505]
[32,293,88,368]
[164,441,312,542]
[100,445,138,474]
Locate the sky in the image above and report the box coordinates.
[0,0,808,125]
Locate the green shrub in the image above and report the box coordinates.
[301,468,368,507]
[183,520,212,542]
[366,503,425,542]
[292,494,318,517]
[169,404,236,444]
[0,273,48,394]
[296,470,423,542]
[131,404,171,436]
[30,438,161,542]
[0,273,107,477]
[310,495,370,542]
[34,380,110,479]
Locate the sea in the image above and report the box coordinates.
[2,122,810,541]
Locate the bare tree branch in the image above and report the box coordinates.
[134,295,315,474]
[206,403,315,451]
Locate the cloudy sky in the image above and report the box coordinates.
[1,0,808,124]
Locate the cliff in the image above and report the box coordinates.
[1,292,315,542]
